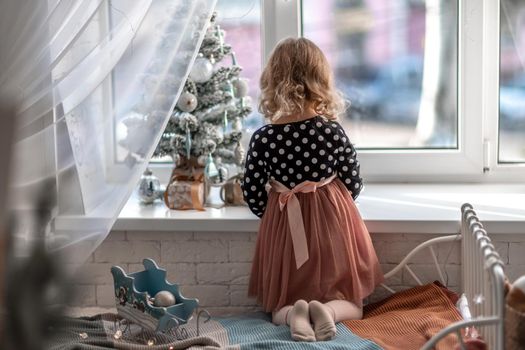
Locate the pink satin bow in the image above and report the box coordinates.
[270,174,337,269]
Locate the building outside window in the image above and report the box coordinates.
[303,0,458,150]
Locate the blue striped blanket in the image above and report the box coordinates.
[48,312,382,349]
[49,284,461,349]
[213,313,382,350]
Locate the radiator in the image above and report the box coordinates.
[460,203,506,350]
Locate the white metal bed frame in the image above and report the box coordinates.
[379,203,506,350]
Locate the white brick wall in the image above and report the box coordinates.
[69,230,525,315]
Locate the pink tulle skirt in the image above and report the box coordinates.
[248,178,384,312]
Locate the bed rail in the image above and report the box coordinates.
[420,203,506,350]
[380,234,461,294]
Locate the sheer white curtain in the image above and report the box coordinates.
[0,0,216,263]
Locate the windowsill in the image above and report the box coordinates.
[113,183,525,234]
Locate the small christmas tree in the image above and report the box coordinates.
[153,13,252,185]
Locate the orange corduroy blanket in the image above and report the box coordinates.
[344,282,463,350]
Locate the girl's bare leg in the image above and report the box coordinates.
[325,299,363,322]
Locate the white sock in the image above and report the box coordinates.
[309,300,337,341]
[288,300,315,342]
[272,305,292,325]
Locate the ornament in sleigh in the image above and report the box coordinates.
[110,258,199,332]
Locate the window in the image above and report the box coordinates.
[500,0,525,163]
[261,0,525,181]
[143,0,524,182]
[215,0,263,152]
[302,0,458,150]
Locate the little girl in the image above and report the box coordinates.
[241,38,383,342]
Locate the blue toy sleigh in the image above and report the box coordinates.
[110,258,199,332]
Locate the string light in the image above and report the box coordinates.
[113,330,123,339]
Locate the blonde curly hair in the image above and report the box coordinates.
[259,37,346,122]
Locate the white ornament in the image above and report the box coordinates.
[138,168,161,204]
[177,92,198,112]
[234,142,245,165]
[232,118,243,132]
[171,153,181,166]
[233,78,249,97]
[189,57,213,83]
[153,291,176,307]
[197,154,207,166]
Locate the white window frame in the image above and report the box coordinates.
[483,0,525,181]
[261,0,525,183]
[150,0,524,184]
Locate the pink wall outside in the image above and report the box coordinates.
[408,6,426,55]
[220,1,525,92]
[365,0,391,67]
[301,0,337,65]
[304,0,427,69]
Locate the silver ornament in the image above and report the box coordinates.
[177,92,198,112]
[138,168,161,204]
[153,290,176,307]
[232,117,243,132]
[207,165,228,186]
[234,142,245,165]
[223,80,235,98]
[185,126,192,159]
[233,78,249,97]
[223,110,228,131]
[189,56,213,83]
[218,166,229,184]
[205,154,228,186]
[204,153,218,179]
[216,26,225,54]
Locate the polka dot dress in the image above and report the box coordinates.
[241,116,363,217]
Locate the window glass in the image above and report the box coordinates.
[302,0,458,149]
[500,0,525,163]
[216,0,263,131]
